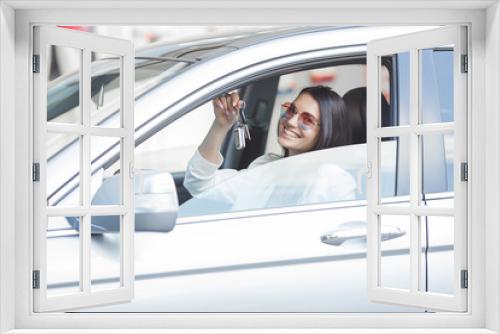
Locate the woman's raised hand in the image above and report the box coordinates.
[212,92,242,130]
[198,92,244,164]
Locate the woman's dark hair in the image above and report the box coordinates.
[300,85,351,150]
[281,85,351,155]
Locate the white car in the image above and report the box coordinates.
[44,26,456,312]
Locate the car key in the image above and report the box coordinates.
[239,101,251,141]
[234,100,250,150]
[234,124,246,150]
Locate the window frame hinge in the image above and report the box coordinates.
[461,54,468,73]
[461,162,468,182]
[32,270,40,289]
[461,269,468,289]
[32,162,40,182]
[32,54,40,73]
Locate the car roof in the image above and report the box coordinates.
[223,26,355,48]
[136,26,351,62]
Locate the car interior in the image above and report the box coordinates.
[170,60,394,206]
[64,57,395,210]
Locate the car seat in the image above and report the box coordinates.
[342,87,391,144]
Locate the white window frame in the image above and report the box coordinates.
[0,2,498,333]
[366,26,468,312]
[32,26,135,312]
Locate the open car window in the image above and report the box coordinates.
[179,143,398,218]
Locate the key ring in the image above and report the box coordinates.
[239,100,246,111]
[238,100,246,122]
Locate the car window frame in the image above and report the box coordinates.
[45,45,372,224]
[136,55,408,218]
[140,53,373,218]
[134,57,372,178]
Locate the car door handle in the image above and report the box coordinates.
[321,224,406,246]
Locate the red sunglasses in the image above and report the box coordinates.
[280,102,320,131]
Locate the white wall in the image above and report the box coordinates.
[485,2,500,333]
[0,2,16,333]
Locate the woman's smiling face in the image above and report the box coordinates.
[278,92,321,156]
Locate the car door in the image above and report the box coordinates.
[82,57,425,312]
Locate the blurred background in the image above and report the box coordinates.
[48,25,277,79]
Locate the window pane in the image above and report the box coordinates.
[47,133,81,207]
[380,52,409,127]
[47,216,81,296]
[91,215,122,291]
[47,45,82,125]
[91,136,122,206]
[380,215,410,290]
[379,136,409,206]
[135,101,215,173]
[420,133,454,208]
[420,47,454,124]
[91,52,121,128]
[419,216,454,295]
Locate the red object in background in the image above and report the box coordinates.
[57,26,93,33]
[309,72,336,84]
[144,32,160,43]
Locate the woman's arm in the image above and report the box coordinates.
[183,149,238,197]
[183,92,242,197]
[198,92,241,164]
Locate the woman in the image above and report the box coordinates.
[183,85,352,197]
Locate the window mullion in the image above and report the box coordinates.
[374,206,454,216]
[81,48,91,294]
[121,48,134,292]
[366,48,380,295]
[415,123,454,134]
[453,26,468,306]
[409,47,420,294]
[33,28,48,310]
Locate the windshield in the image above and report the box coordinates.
[47,36,242,132]
[48,57,184,123]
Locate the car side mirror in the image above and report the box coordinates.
[88,169,179,233]
[133,169,179,232]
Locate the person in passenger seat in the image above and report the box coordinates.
[183,85,353,197]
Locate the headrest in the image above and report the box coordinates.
[342,87,391,144]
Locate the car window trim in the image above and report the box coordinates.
[177,192,453,225]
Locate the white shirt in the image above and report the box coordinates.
[183,149,356,210]
[183,149,282,197]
